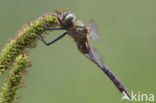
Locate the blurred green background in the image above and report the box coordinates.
[0,0,156,103]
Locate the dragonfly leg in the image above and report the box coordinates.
[40,32,68,46]
[34,25,68,46]
[30,23,67,46]
[43,16,65,30]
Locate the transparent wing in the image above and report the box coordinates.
[88,21,101,40]
[84,44,103,68]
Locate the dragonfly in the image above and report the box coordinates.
[36,9,131,99]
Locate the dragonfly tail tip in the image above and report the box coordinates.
[123,90,131,100]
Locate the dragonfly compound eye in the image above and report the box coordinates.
[64,14,75,24]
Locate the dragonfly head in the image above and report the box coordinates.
[62,13,75,26]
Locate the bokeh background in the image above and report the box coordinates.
[0,0,156,103]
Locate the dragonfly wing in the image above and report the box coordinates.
[83,43,104,69]
[88,21,101,40]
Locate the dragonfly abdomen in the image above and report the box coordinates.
[102,64,123,91]
[101,64,131,99]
